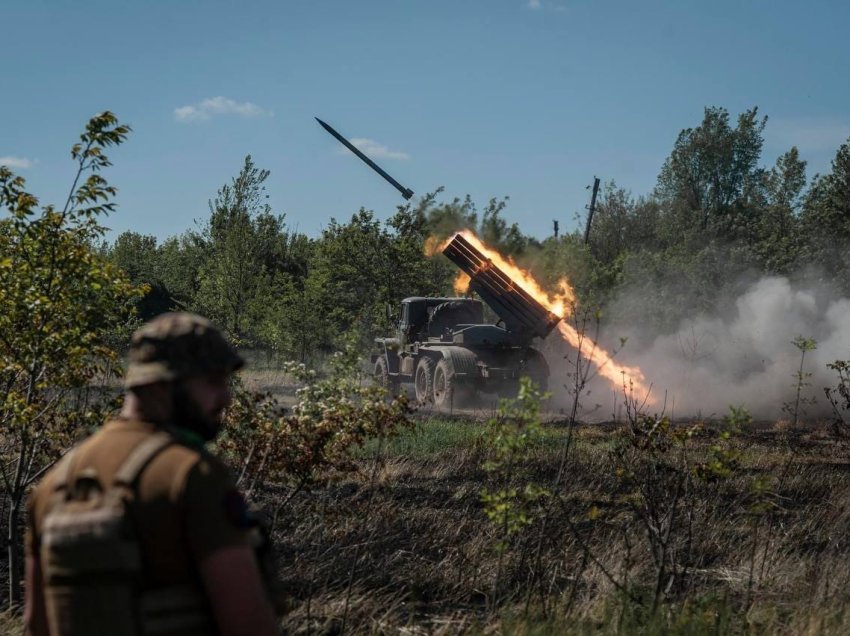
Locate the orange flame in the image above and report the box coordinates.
[554,322,649,398]
[423,235,446,257]
[450,230,576,317]
[426,230,651,399]
[453,271,471,295]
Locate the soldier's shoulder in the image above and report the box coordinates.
[146,436,234,500]
[27,430,104,526]
[29,460,60,510]
[31,429,104,499]
[153,442,231,481]
[181,445,235,487]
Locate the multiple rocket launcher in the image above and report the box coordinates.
[442,234,561,342]
[318,116,563,343]
[318,115,651,399]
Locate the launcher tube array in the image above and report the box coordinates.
[442,234,561,340]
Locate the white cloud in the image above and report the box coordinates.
[525,1,568,12]
[768,118,850,153]
[0,156,33,169]
[338,138,410,161]
[526,1,568,13]
[173,96,270,123]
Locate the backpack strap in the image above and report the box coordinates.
[113,431,174,489]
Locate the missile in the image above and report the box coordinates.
[316,117,414,200]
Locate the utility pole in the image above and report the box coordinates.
[553,219,559,238]
[583,177,601,244]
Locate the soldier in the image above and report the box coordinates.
[24,312,279,636]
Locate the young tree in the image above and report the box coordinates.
[302,199,458,354]
[193,155,283,345]
[479,197,528,256]
[156,231,205,310]
[586,183,634,265]
[0,112,143,605]
[108,230,172,319]
[304,209,393,350]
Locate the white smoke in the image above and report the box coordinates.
[605,276,850,420]
[542,276,850,421]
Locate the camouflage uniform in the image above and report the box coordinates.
[25,313,269,636]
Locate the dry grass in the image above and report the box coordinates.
[6,396,850,634]
[0,611,22,635]
[267,416,850,634]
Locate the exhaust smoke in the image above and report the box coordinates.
[554,275,850,421]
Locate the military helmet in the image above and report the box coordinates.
[124,312,244,388]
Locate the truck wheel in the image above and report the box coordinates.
[414,357,435,404]
[434,359,475,409]
[374,357,398,396]
[433,359,455,409]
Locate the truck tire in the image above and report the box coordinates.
[374,356,398,396]
[433,358,455,409]
[414,357,435,404]
[434,358,475,409]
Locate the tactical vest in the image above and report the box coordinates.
[40,433,214,636]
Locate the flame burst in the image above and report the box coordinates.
[428,230,651,399]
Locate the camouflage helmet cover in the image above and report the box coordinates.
[124,312,244,388]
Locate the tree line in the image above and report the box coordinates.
[104,106,850,359]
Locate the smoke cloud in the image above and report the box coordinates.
[546,276,850,421]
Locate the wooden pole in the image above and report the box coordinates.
[583,177,600,244]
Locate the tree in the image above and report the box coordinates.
[193,155,283,345]
[108,231,172,319]
[422,190,478,239]
[156,231,205,310]
[535,234,598,305]
[298,195,458,356]
[656,106,767,240]
[766,146,807,210]
[799,137,850,292]
[752,147,806,273]
[479,197,528,256]
[0,112,143,606]
[254,231,319,363]
[422,192,527,258]
[586,182,636,265]
[304,209,393,350]
[262,269,327,363]
[386,192,458,300]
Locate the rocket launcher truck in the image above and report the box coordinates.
[372,233,562,407]
[312,117,561,406]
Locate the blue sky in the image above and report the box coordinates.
[2,0,849,242]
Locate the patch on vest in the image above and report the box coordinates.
[223,490,255,529]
